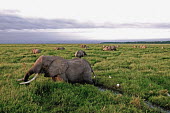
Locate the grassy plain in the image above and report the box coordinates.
[0,44,170,113]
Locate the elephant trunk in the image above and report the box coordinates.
[24,56,43,82]
[18,56,43,84]
[17,67,36,82]
[23,68,35,82]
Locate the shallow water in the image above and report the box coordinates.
[97,86,170,113]
[145,101,170,113]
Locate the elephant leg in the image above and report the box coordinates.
[52,76,64,82]
[60,73,68,82]
[83,73,93,84]
[52,77,57,82]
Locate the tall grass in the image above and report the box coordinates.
[0,44,170,112]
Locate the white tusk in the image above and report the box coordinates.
[17,78,24,81]
[20,74,39,85]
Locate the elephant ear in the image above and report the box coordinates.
[48,58,68,77]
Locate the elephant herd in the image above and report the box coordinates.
[133,45,147,48]
[133,45,165,49]
[18,44,119,85]
[18,45,94,85]
[19,44,152,85]
[32,48,87,58]
[32,45,118,55]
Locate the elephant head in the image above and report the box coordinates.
[17,55,94,85]
[75,50,87,58]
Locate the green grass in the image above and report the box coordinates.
[0,44,170,113]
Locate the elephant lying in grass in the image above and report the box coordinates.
[17,56,94,84]
[54,47,65,50]
[103,46,117,51]
[32,49,41,54]
[75,50,87,58]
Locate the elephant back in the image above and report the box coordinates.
[65,58,93,83]
[81,59,93,72]
[42,56,62,67]
[48,57,68,77]
[68,58,91,75]
[41,56,66,77]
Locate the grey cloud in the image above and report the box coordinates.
[149,23,170,28]
[101,23,170,28]
[0,12,170,30]
[0,13,97,30]
[121,23,170,28]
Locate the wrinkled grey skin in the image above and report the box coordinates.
[75,50,87,58]
[19,55,94,84]
[32,49,41,54]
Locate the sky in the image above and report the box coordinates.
[0,0,170,42]
[0,0,170,24]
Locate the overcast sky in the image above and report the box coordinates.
[0,0,170,24]
[0,0,170,42]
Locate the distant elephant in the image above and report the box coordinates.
[103,46,110,51]
[140,45,147,49]
[75,50,87,58]
[32,49,41,54]
[80,45,87,48]
[54,47,65,50]
[103,46,116,51]
[110,46,117,51]
[133,46,138,48]
[17,55,94,84]
[102,45,106,48]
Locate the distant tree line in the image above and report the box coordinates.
[101,41,170,44]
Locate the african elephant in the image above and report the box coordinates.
[140,45,147,49]
[32,49,41,54]
[133,45,138,48]
[80,45,87,48]
[103,46,117,51]
[75,50,87,58]
[17,55,94,84]
[54,47,65,50]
